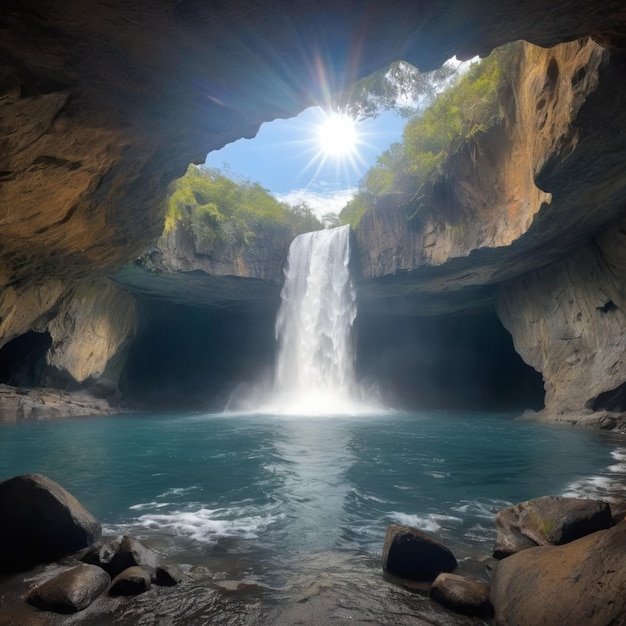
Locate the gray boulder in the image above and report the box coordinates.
[382,524,458,582]
[27,564,110,613]
[493,495,612,558]
[82,534,160,578]
[430,572,493,617]
[491,521,626,626]
[109,566,152,596]
[0,473,101,573]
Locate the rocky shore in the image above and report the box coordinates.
[383,495,626,624]
[2,472,625,625]
[0,384,124,423]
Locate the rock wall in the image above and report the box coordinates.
[0,281,67,349]
[43,279,138,395]
[496,219,626,427]
[355,40,624,313]
[112,215,290,310]
[0,278,137,420]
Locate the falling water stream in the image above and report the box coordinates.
[227,224,379,414]
[273,224,359,413]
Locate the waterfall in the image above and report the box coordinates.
[226,224,381,415]
[272,224,357,414]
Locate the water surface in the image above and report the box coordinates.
[1,410,624,624]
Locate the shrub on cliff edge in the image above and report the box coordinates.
[165,165,322,249]
[339,44,517,228]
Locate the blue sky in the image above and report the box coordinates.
[205,107,408,218]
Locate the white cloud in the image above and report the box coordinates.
[275,187,357,220]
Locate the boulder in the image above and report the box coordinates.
[609,498,626,524]
[430,572,493,618]
[155,563,184,587]
[27,564,110,613]
[108,566,152,597]
[82,535,160,578]
[0,473,101,573]
[493,496,612,558]
[382,524,458,582]
[491,521,626,626]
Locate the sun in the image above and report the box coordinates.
[292,106,367,186]
[316,112,358,158]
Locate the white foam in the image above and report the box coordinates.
[133,507,281,544]
[463,524,496,546]
[560,445,626,500]
[611,448,626,462]
[129,501,159,511]
[426,471,449,479]
[349,487,387,504]
[389,512,463,533]
[562,475,614,499]
[452,499,512,519]
[157,486,200,499]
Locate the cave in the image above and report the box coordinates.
[1,3,626,625]
[0,1,623,426]
[355,307,545,412]
[590,383,626,413]
[0,331,52,388]
[119,298,544,414]
[120,301,279,411]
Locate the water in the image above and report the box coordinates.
[1,410,625,624]
[274,224,356,414]
[1,411,624,561]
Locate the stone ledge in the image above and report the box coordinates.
[0,384,122,422]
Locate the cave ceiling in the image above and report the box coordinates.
[1,0,626,291]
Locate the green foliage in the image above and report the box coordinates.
[288,202,325,234]
[321,212,342,229]
[339,193,372,228]
[165,165,323,250]
[339,45,517,227]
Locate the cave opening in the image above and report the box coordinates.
[0,331,52,388]
[356,307,545,412]
[120,299,544,414]
[120,301,278,411]
[590,382,626,413]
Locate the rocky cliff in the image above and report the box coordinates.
[352,39,626,428]
[355,40,624,312]
[496,219,626,427]
[112,212,291,310]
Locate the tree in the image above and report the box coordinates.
[288,201,324,233]
[321,212,341,228]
